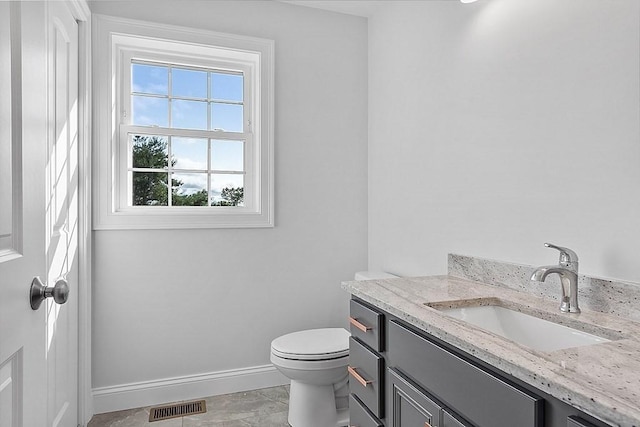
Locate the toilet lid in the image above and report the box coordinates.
[271,328,350,361]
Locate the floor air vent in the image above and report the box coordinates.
[149,399,207,422]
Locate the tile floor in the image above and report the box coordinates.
[87,386,290,427]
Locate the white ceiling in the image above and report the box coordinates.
[278,0,459,18]
[276,0,386,18]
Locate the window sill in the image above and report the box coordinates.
[93,206,274,230]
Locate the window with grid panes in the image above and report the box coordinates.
[127,61,247,207]
[93,15,274,229]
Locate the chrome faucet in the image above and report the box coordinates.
[530,243,581,313]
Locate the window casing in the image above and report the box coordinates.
[93,15,274,229]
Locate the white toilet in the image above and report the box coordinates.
[270,271,398,427]
[271,328,351,427]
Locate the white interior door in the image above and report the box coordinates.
[0,2,79,426]
[0,3,47,426]
[45,2,79,426]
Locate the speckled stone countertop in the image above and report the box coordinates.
[342,275,640,427]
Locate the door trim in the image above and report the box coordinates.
[61,0,92,425]
[0,1,23,263]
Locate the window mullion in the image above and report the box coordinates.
[210,170,245,175]
[130,168,168,173]
[168,66,173,128]
[167,135,172,207]
[207,138,212,206]
[211,99,243,106]
[207,72,212,131]
[207,73,212,206]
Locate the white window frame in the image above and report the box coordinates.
[93,14,274,229]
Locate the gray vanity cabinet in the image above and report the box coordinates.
[348,297,614,427]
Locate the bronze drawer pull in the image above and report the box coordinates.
[349,316,372,333]
[348,366,372,387]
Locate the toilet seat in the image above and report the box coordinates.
[271,328,350,361]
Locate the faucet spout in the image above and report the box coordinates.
[530,265,555,282]
[531,243,581,314]
[530,266,579,313]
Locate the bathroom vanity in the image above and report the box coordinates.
[343,274,640,427]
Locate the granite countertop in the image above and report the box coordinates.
[342,275,640,427]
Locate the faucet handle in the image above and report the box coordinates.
[544,243,579,268]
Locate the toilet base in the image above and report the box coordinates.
[288,380,349,427]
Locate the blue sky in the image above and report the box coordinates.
[131,62,245,198]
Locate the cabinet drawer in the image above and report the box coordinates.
[350,394,383,427]
[389,368,442,427]
[349,337,384,418]
[567,416,598,427]
[350,299,384,352]
[388,321,543,427]
[443,409,473,427]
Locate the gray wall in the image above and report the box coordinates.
[90,0,368,388]
[90,0,640,399]
[368,0,640,283]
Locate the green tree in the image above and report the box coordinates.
[132,136,243,207]
[212,187,243,206]
[173,189,209,206]
[132,136,170,205]
[131,135,184,206]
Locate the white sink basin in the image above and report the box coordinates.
[437,304,610,352]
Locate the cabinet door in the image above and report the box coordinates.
[389,368,442,427]
[443,409,474,427]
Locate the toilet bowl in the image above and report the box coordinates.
[270,271,398,427]
[271,328,350,427]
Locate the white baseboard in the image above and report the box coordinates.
[92,364,289,415]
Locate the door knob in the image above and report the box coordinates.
[30,277,69,310]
